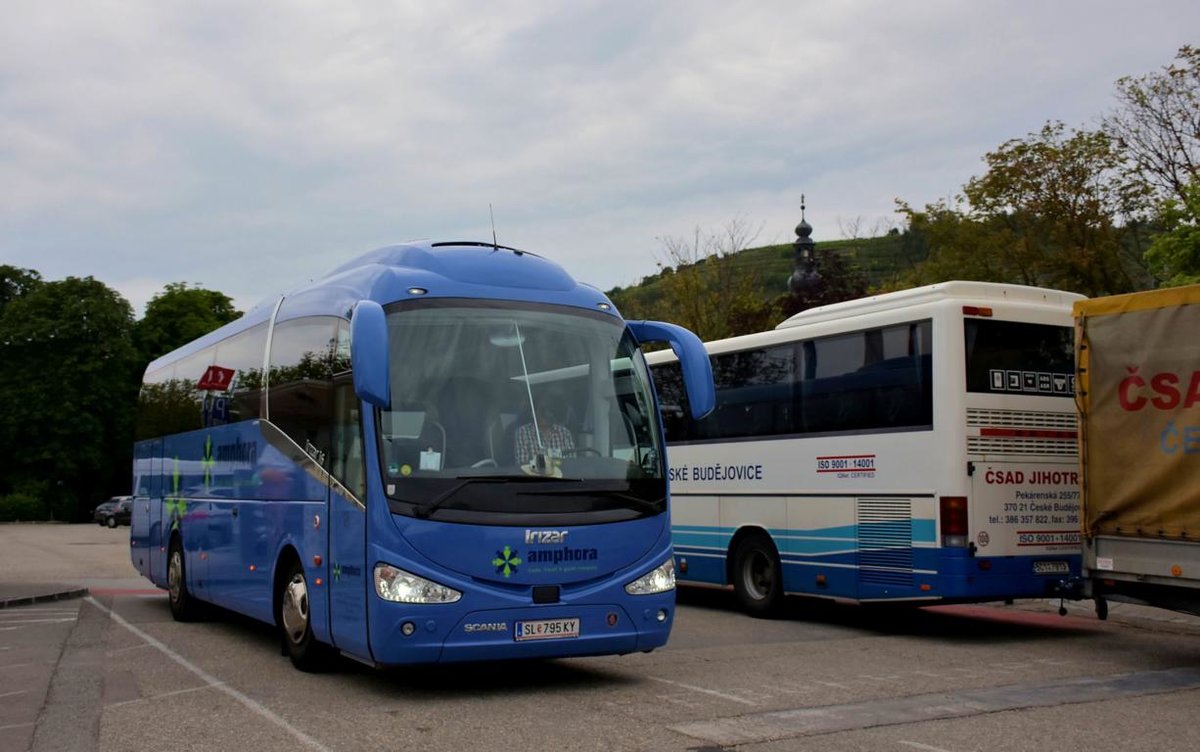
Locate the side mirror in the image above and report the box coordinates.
[350,300,390,409]
[627,320,715,420]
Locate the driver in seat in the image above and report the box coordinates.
[515,394,574,466]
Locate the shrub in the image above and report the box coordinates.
[0,492,48,522]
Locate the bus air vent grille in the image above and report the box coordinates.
[858,498,914,586]
[966,408,1078,457]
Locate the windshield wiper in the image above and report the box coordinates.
[519,487,665,514]
[410,474,562,519]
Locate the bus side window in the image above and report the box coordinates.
[267,315,339,499]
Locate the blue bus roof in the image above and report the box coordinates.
[146,240,620,373]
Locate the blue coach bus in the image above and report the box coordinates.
[131,240,714,670]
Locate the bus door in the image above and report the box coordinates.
[327,375,371,659]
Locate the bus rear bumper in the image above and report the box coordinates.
[369,598,674,666]
[936,551,1082,600]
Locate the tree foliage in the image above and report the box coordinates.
[1144,181,1200,287]
[1104,45,1200,206]
[0,266,42,313]
[135,282,240,364]
[615,216,780,341]
[899,122,1150,296]
[0,277,139,519]
[0,274,242,520]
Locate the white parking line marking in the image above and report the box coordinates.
[899,742,957,752]
[647,676,758,706]
[84,597,331,752]
[670,667,1200,746]
[0,722,34,732]
[0,690,28,699]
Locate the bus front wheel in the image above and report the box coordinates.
[732,534,784,617]
[278,559,326,672]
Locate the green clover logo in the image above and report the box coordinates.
[492,545,522,578]
[165,457,187,531]
[201,435,216,490]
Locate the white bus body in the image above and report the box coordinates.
[647,281,1084,614]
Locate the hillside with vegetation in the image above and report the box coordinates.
[606,231,927,325]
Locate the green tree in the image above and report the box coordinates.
[0,277,139,519]
[0,266,42,313]
[614,216,781,341]
[900,122,1151,296]
[1144,181,1200,287]
[1104,45,1200,206]
[135,282,240,364]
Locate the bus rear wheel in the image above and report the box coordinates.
[732,534,784,617]
[167,539,203,622]
[278,559,327,672]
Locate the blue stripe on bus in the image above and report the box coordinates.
[674,541,1082,601]
[672,520,937,553]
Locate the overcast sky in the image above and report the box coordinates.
[2,2,1196,316]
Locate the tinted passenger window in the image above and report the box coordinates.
[652,320,932,444]
[136,349,214,439]
[214,323,268,423]
[268,316,338,467]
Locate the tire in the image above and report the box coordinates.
[278,558,327,671]
[731,533,784,617]
[167,539,203,622]
[106,516,117,528]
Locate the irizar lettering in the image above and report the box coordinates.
[525,529,569,544]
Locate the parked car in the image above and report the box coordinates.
[94,496,133,528]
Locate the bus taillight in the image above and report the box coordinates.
[940,496,968,547]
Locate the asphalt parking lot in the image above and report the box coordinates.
[4,523,1200,752]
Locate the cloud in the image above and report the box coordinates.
[2,0,1196,305]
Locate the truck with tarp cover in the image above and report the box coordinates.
[1075,284,1200,617]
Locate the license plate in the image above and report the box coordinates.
[514,618,580,642]
[1033,560,1070,575]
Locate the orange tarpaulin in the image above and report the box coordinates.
[1075,285,1200,540]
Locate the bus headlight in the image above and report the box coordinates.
[625,558,675,595]
[374,563,462,604]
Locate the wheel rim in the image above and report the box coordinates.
[742,549,774,601]
[168,549,182,604]
[281,573,309,644]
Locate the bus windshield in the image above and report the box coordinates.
[378,300,664,520]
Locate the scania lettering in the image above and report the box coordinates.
[647,281,1083,615]
[130,240,714,669]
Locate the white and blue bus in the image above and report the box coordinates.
[646,281,1083,615]
[131,240,714,669]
